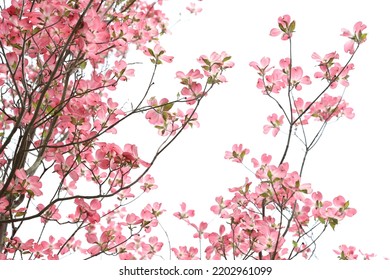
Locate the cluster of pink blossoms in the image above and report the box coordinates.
[334,245,376,260]
[169,15,368,260]
[249,15,364,134]
[0,0,220,260]
[173,147,358,260]
[146,51,234,136]
[0,0,372,261]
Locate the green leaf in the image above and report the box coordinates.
[11,43,22,50]
[289,20,296,32]
[80,61,87,70]
[340,251,346,260]
[76,154,82,164]
[329,218,338,230]
[163,102,174,111]
[32,27,41,35]
[162,112,168,121]
[278,23,286,32]
[222,56,232,62]
[244,183,250,194]
[147,48,154,56]
[15,211,26,217]
[26,189,35,197]
[202,58,211,66]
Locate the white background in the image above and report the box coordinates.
[113,0,390,260]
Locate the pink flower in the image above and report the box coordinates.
[122,143,150,168]
[309,94,355,121]
[173,202,195,220]
[341,21,367,54]
[334,244,358,260]
[141,236,163,257]
[224,144,250,163]
[293,97,311,125]
[172,246,199,260]
[176,69,203,85]
[257,68,286,94]
[261,153,272,165]
[359,250,376,260]
[139,174,158,192]
[36,204,61,223]
[290,66,311,90]
[210,196,230,215]
[186,3,202,15]
[145,97,169,125]
[72,198,101,223]
[190,221,208,238]
[15,169,43,197]
[270,15,295,40]
[197,51,234,83]
[142,44,174,63]
[249,57,272,76]
[180,82,203,105]
[178,108,200,128]
[312,191,323,201]
[263,113,284,136]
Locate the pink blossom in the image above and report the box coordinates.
[186,3,202,15]
[139,174,158,192]
[173,202,195,220]
[142,44,174,63]
[334,244,358,260]
[341,21,367,54]
[36,204,61,223]
[270,15,295,40]
[15,169,43,197]
[191,221,208,238]
[290,66,311,90]
[172,246,200,260]
[197,51,234,83]
[249,57,272,76]
[210,196,230,215]
[176,69,203,85]
[180,82,204,105]
[72,198,101,223]
[261,154,272,165]
[257,68,286,94]
[145,97,169,125]
[263,113,284,137]
[224,144,250,163]
[359,250,376,260]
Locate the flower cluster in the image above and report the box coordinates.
[341,22,368,54]
[250,57,311,94]
[145,52,233,135]
[334,245,377,260]
[172,148,357,260]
